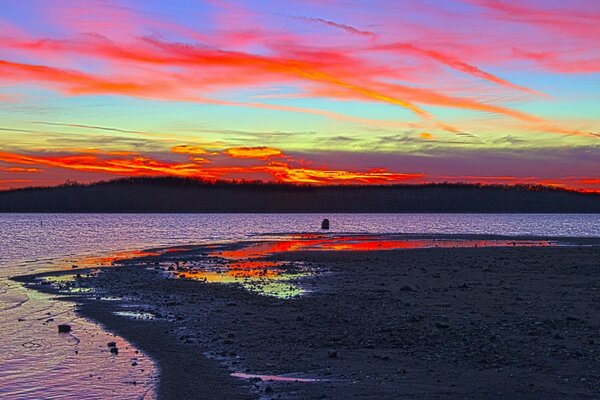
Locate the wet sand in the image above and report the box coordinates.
[15,235,600,399]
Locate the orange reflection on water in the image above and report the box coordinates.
[179,266,280,281]
[177,234,553,298]
[60,249,162,270]
[218,239,320,259]
[177,259,302,298]
[217,235,552,259]
[229,260,281,269]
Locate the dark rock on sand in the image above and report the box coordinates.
[57,324,71,333]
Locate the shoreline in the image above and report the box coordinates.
[13,234,600,399]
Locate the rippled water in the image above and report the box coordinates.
[0,213,598,399]
[1,213,599,266]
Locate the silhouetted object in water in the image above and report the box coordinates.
[58,324,71,333]
[321,218,330,230]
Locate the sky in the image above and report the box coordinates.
[0,0,598,191]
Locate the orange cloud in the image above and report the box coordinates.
[1,148,598,192]
[224,146,284,159]
[191,157,210,164]
[580,178,600,184]
[264,164,424,184]
[171,145,210,155]
[0,149,424,185]
[0,167,42,173]
[0,151,203,177]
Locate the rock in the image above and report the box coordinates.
[321,218,330,230]
[58,324,71,333]
[107,342,117,347]
[110,347,119,355]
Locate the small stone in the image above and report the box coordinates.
[107,342,117,347]
[110,347,119,355]
[58,324,71,333]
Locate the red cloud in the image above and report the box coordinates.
[0,150,422,185]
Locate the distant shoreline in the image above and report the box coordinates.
[1,177,599,213]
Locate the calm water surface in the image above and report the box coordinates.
[2,213,599,266]
[0,213,598,399]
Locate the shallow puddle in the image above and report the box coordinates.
[219,234,554,257]
[174,234,555,298]
[114,311,156,320]
[231,372,322,382]
[177,260,311,299]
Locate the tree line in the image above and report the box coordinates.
[0,176,598,213]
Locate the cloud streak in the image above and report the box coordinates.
[294,16,377,39]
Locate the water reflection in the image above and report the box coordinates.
[231,372,322,382]
[172,234,555,299]
[177,260,310,299]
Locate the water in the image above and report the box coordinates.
[0,213,598,399]
[1,213,598,266]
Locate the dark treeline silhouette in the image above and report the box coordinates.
[0,176,598,213]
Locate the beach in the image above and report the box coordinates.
[14,235,600,399]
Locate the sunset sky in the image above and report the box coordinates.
[0,0,598,191]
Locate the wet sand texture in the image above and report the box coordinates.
[16,239,600,399]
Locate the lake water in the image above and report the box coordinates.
[0,213,599,399]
